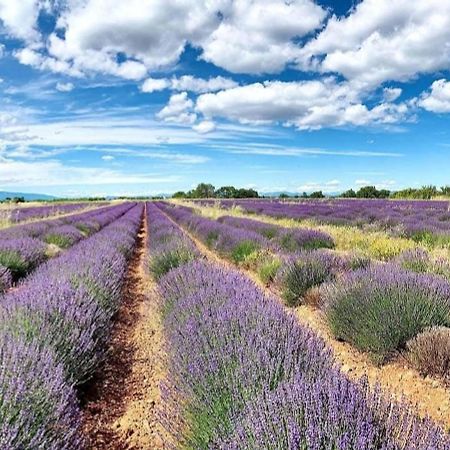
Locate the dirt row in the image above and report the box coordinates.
[81,206,166,449]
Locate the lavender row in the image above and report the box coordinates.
[5,201,97,223]
[196,198,450,243]
[155,201,271,263]
[218,214,335,251]
[0,202,135,288]
[150,232,449,448]
[0,203,143,449]
[146,202,199,279]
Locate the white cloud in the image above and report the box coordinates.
[383,87,402,102]
[299,0,450,88]
[192,120,216,134]
[0,157,182,187]
[9,0,326,78]
[141,77,171,93]
[141,75,237,94]
[170,75,238,93]
[296,180,341,193]
[0,0,41,42]
[196,79,412,130]
[56,82,74,92]
[156,92,197,124]
[101,155,115,161]
[354,179,396,189]
[419,79,450,113]
[199,0,326,73]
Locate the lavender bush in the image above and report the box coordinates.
[147,203,199,279]
[219,214,335,251]
[157,259,449,449]
[158,260,334,447]
[200,198,450,245]
[155,202,268,264]
[0,332,82,449]
[44,224,84,248]
[226,372,448,450]
[0,237,47,278]
[275,250,339,306]
[0,204,142,385]
[0,202,135,287]
[323,264,450,362]
[407,327,450,385]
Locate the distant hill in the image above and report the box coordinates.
[0,191,57,201]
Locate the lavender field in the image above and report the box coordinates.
[1,199,449,449]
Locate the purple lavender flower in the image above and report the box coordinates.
[0,332,83,449]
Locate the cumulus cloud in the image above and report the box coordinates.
[141,75,238,94]
[56,82,74,92]
[298,0,450,88]
[0,0,42,42]
[156,92,197,124]
[199,0,327,73]
[192,120,216,134]
[141,77,171,93]
[196,79,413,130]
[7,0,327,78]
[419,79,450,113]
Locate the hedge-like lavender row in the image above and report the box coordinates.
[155,202,269,263]
[157,259,449,449]
[0,202,134,284]
[196,198,450,242]
[219,214,335,251]
[322,264,450,362]
[6,201,93,223]
[156,202,364,305]
[146,202,199,279]
[0,203,143,449]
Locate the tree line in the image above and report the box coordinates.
[172,183,259,199]
[171,183,450,200]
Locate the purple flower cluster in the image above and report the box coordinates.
[155,202,268,262]
[322,264,450,361]
[0,237,47,278]
[7,202,96,223]
[0,202,135,284]
[200,198,450,242]
[146,203,199,279]
[219,214,335,251]
[0,332,83,449]
[275,250,339,306]
[0,203,143,447]
[44,224,85,248]
[147,212,449,449]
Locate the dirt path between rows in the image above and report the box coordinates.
[82,205,166,449]
[160,209,450,430]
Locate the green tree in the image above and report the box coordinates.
[341,189,356,198]
[310,191,325,198]
[172,191,187,198]
[215,186,238,198]
[191,183,216,198]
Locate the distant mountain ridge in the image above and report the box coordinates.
[0,191,57,201]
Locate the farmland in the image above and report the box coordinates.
[0,198,449,449]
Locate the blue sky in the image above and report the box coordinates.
[0,0,449,197]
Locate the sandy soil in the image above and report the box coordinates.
[82,206,166,449]
[161,210,450,430]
